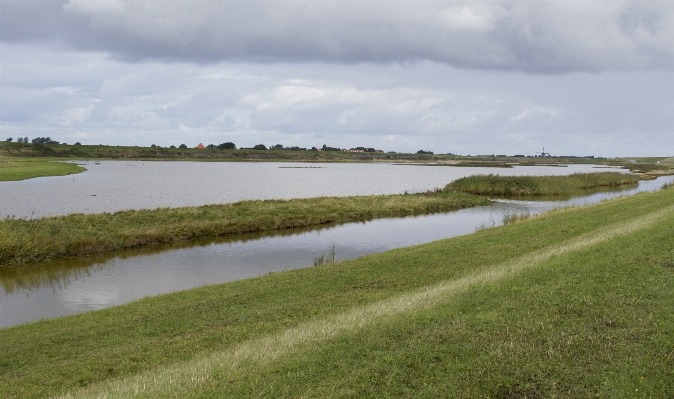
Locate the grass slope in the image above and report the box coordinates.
[0,158,85,181]
[1,187,672,398]
[0,191,488,267]
[445,172,640,196]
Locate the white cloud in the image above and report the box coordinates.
[440,5,497,32]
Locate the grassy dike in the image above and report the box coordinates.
[0,191,489,266]
[1,187,673,398]
[0,158,85,181]
[445,172,641,196]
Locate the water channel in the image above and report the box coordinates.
[2,163,670,329]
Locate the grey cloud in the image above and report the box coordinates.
[2,1,674,73]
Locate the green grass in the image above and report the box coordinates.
[1,186,673,398]
[0,191,488,267]
[0,158,85,181]
[444,172,641,197]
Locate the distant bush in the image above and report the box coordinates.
[217,142,236,149]
[179,144,187,149]
[253,144,267,150]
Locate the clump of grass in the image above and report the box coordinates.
[313,245,337,266]
[474,217,497,232]
[502,210,531,225]
[445,172,640,197]
[0,191,489,267]
[661,179,674,190]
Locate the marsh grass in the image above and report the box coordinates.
[0,191,489,267]
[502,210,531,225]
[445,172,640,197]
[313,245,337,266]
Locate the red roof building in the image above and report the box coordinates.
[195,143,205,149]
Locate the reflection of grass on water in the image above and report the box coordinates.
[445,172,640,197]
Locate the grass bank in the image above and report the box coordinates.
[0,158,85,181]
[1,185,672,398]
[0,191,488,267]
[444,172,640,196]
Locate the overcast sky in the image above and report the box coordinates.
[1,1,673,156]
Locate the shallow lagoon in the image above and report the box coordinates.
[1,161,612,218]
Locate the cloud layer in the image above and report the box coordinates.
[4,1,674,73]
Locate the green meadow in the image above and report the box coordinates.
[0,158,85,182]
[1,185,673,398]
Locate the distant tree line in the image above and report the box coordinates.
[6,137,29,143]
[204,142,236,149]
[32,137,60,144]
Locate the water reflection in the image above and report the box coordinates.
[1,176,670,329]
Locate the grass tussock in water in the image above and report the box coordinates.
[0,191,488,267]
[444,172,640,197]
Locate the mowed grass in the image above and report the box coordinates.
[0,191,488,267]
[0,158,85,181]
[1,187,673,398]
[445,172,640,196]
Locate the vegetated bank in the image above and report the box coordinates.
[444,172,641,196]
[1,184,673,398]
[0,191,489,267]
[0,158,85,181]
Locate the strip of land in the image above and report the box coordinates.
[0,158,85,181]
[0,191,489,267]
[1,186,672,398]
[445,172,641,196]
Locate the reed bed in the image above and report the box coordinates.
[444,172,640,196]
[0,191,488,267]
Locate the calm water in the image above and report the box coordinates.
[1,173,669,329]
[1,161,613,218]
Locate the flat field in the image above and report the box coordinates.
[1,185,672,398]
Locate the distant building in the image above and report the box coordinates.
[195,143,205,149]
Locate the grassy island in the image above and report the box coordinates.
[0,158,85,181]
[0,191,489,267]
[1,184,673,398]
[445,172,641,196]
